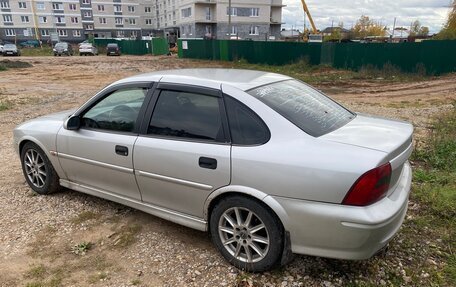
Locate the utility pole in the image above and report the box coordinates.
[228,0,232,39]
[392,17,396,40]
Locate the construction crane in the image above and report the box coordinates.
[300,0,322,42]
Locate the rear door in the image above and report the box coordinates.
[133,84,231,218]
[57,83,153,201]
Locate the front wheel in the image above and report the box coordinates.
[20,142,60,195]
[210,196,284,272]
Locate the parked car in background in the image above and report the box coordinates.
[79,43,98,56]
[106,43,121,56]
[19,40,41,48]
[78,40,90,47]
[0,44,3,55]
[3,44,21,56]
[53,42,73,56]
[13,69,413,272]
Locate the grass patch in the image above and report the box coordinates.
[0,99,13,111]
[410,103,456,286]
[25,265,46,279]
[70,211,101,224]
[71,241,92,255]
[20,46,54,57]
[110,224,142,248]
[224,58,431,85]
[0,59,33,69]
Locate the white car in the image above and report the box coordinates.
[79,43,98,56]
[14,69,413,272]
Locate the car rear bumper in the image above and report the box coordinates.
[267,161,412,260]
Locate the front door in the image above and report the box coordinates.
[57,84,151,201]
[134,86,231,217]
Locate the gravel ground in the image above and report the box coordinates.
[0,56,455,287]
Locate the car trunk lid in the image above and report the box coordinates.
[321,114,413,194]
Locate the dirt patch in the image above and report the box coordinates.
[0,56,455,286]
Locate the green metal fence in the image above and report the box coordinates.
[178,39,456,75]
[93,38,169,56]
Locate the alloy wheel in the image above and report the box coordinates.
[24,149,47,188]
[218,207,270,263]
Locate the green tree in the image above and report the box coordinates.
[419,26,430,36]
[352,15,386,38]
[410,20,429,37]
[437,0,456,39]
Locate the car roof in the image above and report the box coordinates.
[113,69,291,91]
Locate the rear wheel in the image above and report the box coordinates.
[210,196,284,272]
[20,142,60,195]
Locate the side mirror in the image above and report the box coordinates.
[64,115,81,130]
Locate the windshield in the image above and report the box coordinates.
[248,80,355,137]
[4,44,16,49]
[55,43,67,48]
[107,44,118,48]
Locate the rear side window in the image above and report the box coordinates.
[148,90,225,142]
[224,96,269,145]
[248,80,354,137]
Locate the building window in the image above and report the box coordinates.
[73,30,81,37]
[116,30,124,37]
[227,7,237,16]
[145,19,152,25]
[129,18,136,25]
[0,1,10,8]
[114,5,122,12]
[71,17,79,24]
[41,29,49,36]
[21,16,30,23]
[3,15,12,23]
[57,29,67,37]
[131,30,137,38]
[5,29,15,36]
[69,4,77,11]
[18,2,27,9]
[181,7,191,18]
[231,26,238,35]
[52,3,63,10]
[38,16,47,23]
[82,0,90,4]
[36,2,45,10]
[99,18,106,24]
[128,6,135,12]
[145,7,151,13]
[249,25,259,35]
[55,16,65,23]
[115,18,123,25]
[97,5,104,11]
[250,8,259,17]
[85,24,93,30]
[83,11,91,17]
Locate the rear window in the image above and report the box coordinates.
[107,44,118,48]
[247,80,355,137]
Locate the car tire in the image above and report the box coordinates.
[210,195,284,272]
[20,142,60,195]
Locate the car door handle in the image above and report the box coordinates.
[115,145,128,156]
[199,157,217,170]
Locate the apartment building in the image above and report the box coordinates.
[0,0,283,42]
[179,0,284,40]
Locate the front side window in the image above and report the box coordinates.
[148,90,224,142]
[82,88,148,132]
[248,80,355,137]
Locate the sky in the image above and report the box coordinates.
[282,0,453,33]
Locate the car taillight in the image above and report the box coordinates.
[342,163,392,206]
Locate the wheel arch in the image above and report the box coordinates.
[204,185,290,232]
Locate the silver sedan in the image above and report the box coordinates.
[14,69,413,272]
